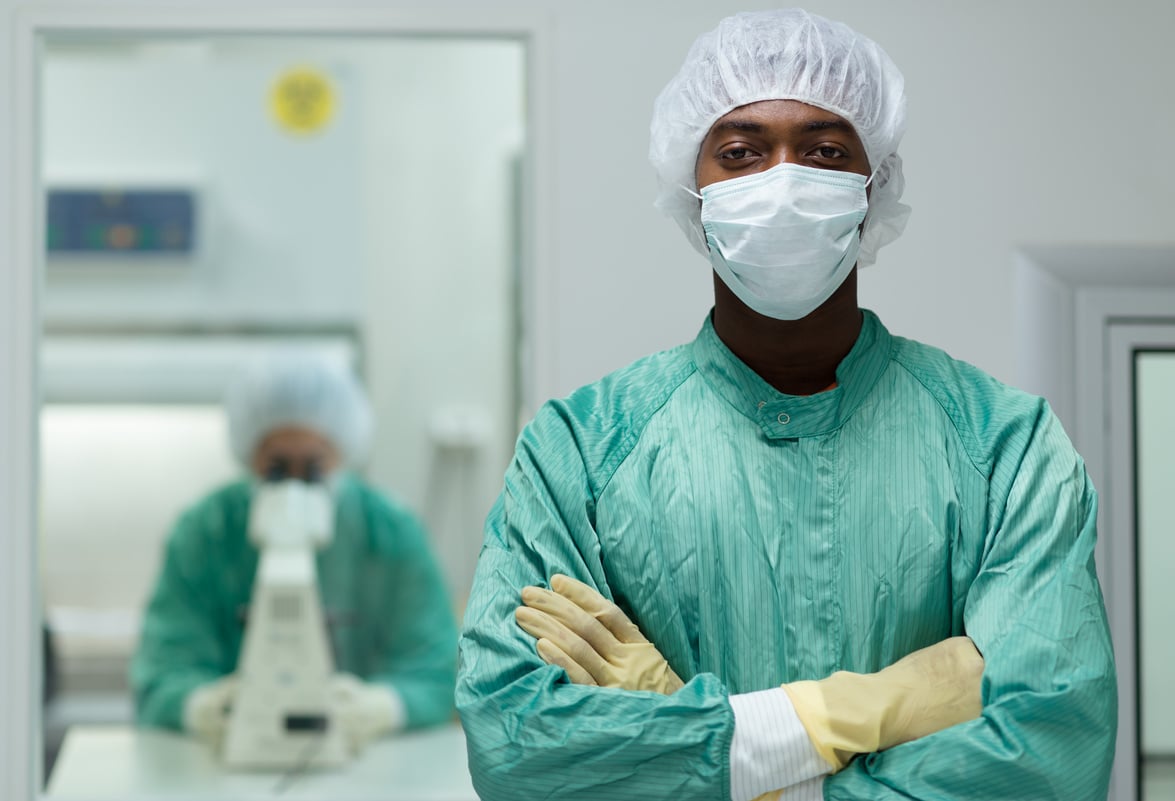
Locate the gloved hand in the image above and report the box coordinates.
[182,675,238,744]
[329,673,404,753]
[515,574,684,694]
[782,636,985,772]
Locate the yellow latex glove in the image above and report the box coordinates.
[515,574,684,694]
[782,636,984,772]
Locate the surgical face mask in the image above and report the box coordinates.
[698,163,869,320]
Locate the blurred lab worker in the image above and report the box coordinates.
[131,354,458,750]
[457,8,1116,801]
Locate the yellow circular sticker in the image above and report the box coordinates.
[270,67,336,135]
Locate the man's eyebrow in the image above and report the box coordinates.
[804,119,855,134]
[708,118,856,135]
[710,119,765,133]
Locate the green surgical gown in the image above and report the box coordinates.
[456,310,1117,800]
[131,474,458,730]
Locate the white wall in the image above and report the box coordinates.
[355,39,524,609]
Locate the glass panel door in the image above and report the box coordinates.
[1137,349,1175,801]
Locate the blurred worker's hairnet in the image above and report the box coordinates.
[649,8,911,267]
[225,352,373,468]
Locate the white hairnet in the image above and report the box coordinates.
[650,8,910,267]
[225,352,373,469]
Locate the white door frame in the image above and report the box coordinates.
[1108,324,1175,801]
[1015,244,1175,801]
[0,4,554,798]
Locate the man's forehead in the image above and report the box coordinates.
[707,99,856,135]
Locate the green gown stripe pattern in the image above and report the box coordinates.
[130,475,458,731]
[456,310,1116,800]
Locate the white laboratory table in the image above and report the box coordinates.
[46,722,479,800]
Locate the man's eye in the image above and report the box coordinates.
[265,457,291,482]
[720,147,756,160]
[814,146,845,159]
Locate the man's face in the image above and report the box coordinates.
[250,425,341,483]
[695,99,870,191]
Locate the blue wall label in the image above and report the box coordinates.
[47,189,196,254]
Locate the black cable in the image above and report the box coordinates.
[271,733,328,796]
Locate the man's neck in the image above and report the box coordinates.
[711,270,863,396]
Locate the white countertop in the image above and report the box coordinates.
[45,722,478,800]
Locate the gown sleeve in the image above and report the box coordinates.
[455,403,739,801]
[824,404,1118,800]
[362,497,459,729]
[129,504,236,729]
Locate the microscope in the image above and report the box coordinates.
[221,479,348,769]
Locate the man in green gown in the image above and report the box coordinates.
[457,8,1116,800]
[131,355,457,749]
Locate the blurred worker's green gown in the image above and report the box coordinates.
[131,475,457,730]
[457,310,1116,801]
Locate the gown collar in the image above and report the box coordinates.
[690,309,893,439]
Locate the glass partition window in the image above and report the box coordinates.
[1136,349,1175,801]
[38,32,525,799]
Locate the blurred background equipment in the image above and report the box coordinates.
[222,480,345,770]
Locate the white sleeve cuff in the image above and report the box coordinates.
[384,685,408,732]
[729,687,830,801]
[782,775,825,801]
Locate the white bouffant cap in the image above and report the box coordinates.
[649,8,911,267]
[225,351,373,469]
